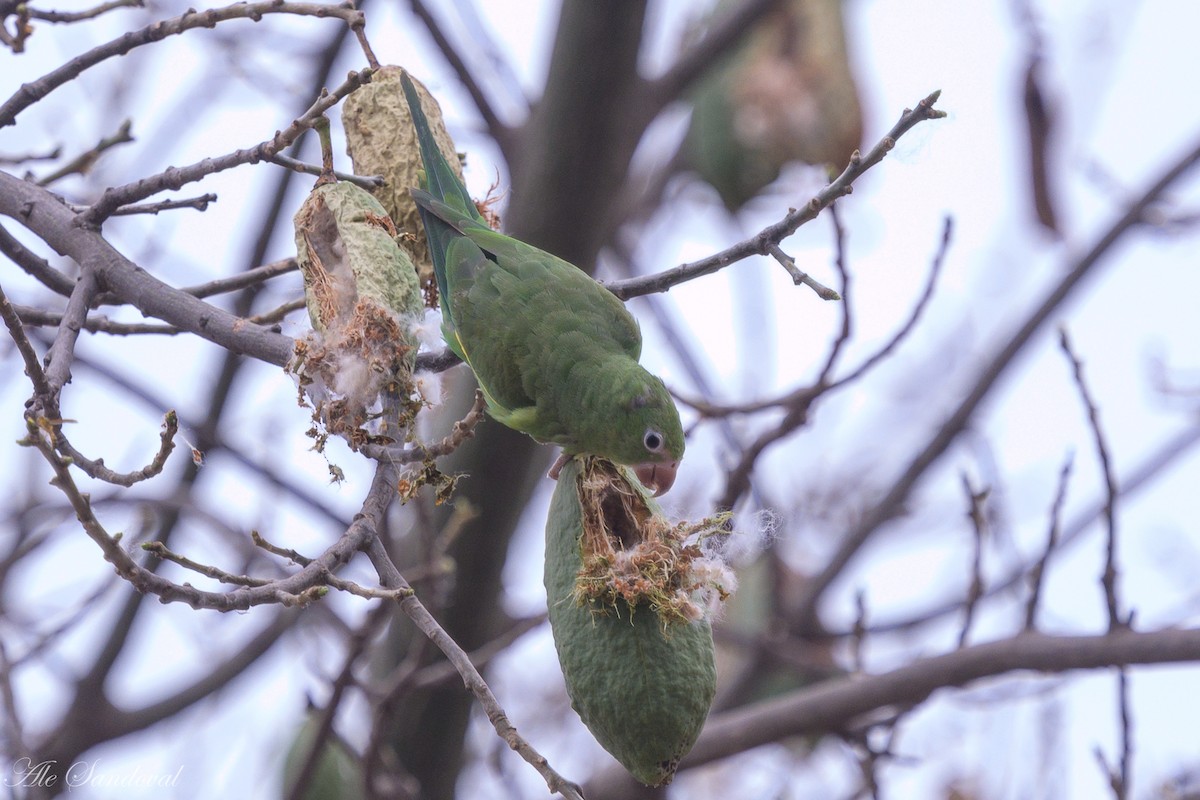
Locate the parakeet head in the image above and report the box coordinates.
[606,374,685,496]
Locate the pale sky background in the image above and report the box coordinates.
[2,1,1200,798]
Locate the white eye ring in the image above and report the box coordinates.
[643,429,664,453]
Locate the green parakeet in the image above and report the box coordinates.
[401,72,685,495]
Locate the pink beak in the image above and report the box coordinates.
[633,461,679,497]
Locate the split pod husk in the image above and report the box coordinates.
[292,180,424,444]
[545,456,725,787]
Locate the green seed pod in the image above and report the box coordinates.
[683,0,864,211]
[545,457,726,787]
[342,66,465,302]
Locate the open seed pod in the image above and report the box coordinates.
[342,66,465,303]
[684,0,864,211]
[292,180,424,447]
[545,456,731,786]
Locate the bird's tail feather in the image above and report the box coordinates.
[400,71,482,302]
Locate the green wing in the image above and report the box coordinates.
[432,212,643,440]
[402,71,644,442]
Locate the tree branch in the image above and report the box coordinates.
[0,170,296,366]
[0,1,366,127]
[606,92,947,301]
[587,627,1200,798]
[790,131,1200,631]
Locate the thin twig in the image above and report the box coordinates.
[607,91,947,301]
[1117,668,1132,799]
[36,119,134,186]
[107,193,218,216]
[81,70,373,225]
[41,263,98,398]
[789,133,1200,630]
[268,152,384,188]
[142,540,272,587]
[362,389,487,463]
[814,202,853,387]
[0,279,53,400]
[833,421,1200,640]
[364,538,585,800]
[1059,327,1123,629]
[0,1,368,127]
[247,297,306,325]
[1025,452,1074,630]
[16,304,181,335]
[958,473,989,648]
[0,144,62,165]
[712,217,947,509]
[408,0,510,153]
[765,242,841,300]
[55,410,179,486]
[25,0,143,24]
[17,434,390,610]
[826,215,954,391]
[181,258,298,298]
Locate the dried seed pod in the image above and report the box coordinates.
[292,180,424,447]
[684,0,864,211]
[342,66,465,303]
[545,457,731,786]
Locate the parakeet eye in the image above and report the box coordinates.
[643,429,665,453]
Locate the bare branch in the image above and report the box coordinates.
[826,215,953,391]
[958,473,989,648]
[247,297,306,325]
[35,119,134,186]
[55,410,179,486]
[364,537,585,800]
[0,144,62,165]
[409,0,511,153]
[268,152,383,189]
[80,70,373,224]
[19,431,393,610]
[607,91,947,301]
[16,304,177,334]
[0,1,367,127]
[790,135,1200,630]
[0,279,53,400]
[587,627,1200,797]
[24,0,143,24]
[41,263,98,399]
[181,257,298,298]
[105,193,218,216]
[838,421,1200,640]
[0,222,74,295]
[1025,452,1074,630]
[362,389,487,463]
[1059,327,1123,629]
[765,241,841,301]
[0,171,296,366]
